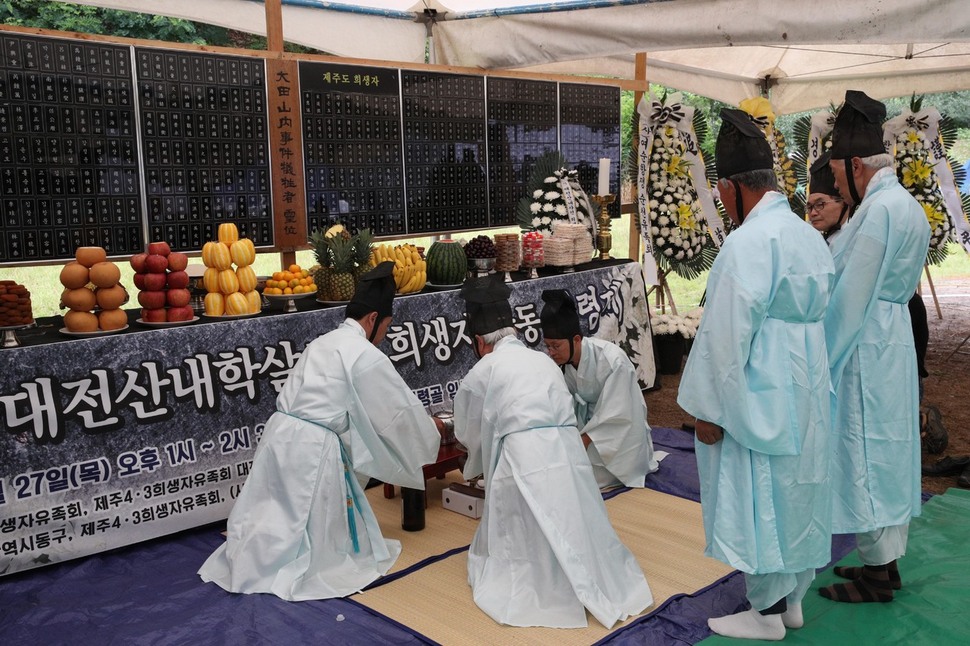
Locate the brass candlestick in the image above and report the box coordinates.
[592,194,616,260]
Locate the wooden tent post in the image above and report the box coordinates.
[923,263,943,320]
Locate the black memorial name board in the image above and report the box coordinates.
[560,83,621,218]
[0,33,141,262]
[299,62,405,236]
[486,77,558,228]
[402,71,488,234]
[135,48,272,250]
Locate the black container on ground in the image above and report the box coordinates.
[401,487,425,531]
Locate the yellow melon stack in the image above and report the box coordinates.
[59,246,128,332]
[201,223,260,316]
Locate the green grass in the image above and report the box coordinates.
[2,227,966,320]
[950,129,970,166]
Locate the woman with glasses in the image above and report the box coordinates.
[806,152,850,243]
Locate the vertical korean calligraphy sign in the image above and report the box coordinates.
[266,58,306,250]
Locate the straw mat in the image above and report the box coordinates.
[355,487,732,645]
[365,471,479,573]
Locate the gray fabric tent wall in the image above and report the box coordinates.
[52,0,970,113]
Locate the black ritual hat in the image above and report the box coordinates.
[809,152,840,197]
[349,261,395,318]
[715,108,775,179]
[830,90,887,160]
[540,289,582,340]
[459,273,513,336]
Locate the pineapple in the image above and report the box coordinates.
[326,232,357,301]
[352,228,374,281]
[309,225,373,301]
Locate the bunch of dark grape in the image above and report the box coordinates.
[464,235,497,259]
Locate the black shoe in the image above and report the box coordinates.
[922,405,948,454]
[959,465,970,489]
[922,455,970,477]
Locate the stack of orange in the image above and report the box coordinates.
[263,264,316,295]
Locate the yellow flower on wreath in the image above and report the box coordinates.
[902,159,933,188]
[677,203,697,231]
[922,201,945,228]
[905,130,922,146]
[666,154,681,174]
[738,97,776,129]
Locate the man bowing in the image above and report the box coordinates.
[454,274,652,629]
[199,262,440,601]
[539,288,658,489]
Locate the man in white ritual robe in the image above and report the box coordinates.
[539,289,658,489]
[199,262,440,601]
[818,91,930,604]
[677,109,835,641]
[454,274,653,629]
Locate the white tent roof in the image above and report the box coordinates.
[55,0,970,113]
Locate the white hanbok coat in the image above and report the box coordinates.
[564,337,658,488]
[825,168,931,533]
[455,335,652,629]
[677,192,835,575]
[199,319,440,601]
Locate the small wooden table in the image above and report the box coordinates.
[383,442,466,499]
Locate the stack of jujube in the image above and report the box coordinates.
[130,241,193,323]
[0,280,32,327]
[59,246,129,332]
[201,223,260,316]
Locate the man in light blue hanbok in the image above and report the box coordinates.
[539,289,658,489]
[454,274,652,629]
[818,91,930,604]
[678,109,835,641]
[199,262,440,601]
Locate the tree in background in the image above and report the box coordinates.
[0,0,319,52]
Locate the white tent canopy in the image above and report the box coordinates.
[54,0,970,113]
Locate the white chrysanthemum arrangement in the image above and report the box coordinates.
[893,128,952,251]
[647,125,706,264]
[527,167,594,236]
[651,310,700,339]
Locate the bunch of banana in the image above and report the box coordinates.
[371,243,426,294]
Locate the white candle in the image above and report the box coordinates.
[597,157,610,196]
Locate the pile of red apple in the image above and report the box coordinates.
[130,241,193,323]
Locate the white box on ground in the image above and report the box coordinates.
[442,488,484,519]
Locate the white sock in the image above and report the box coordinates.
[781,602,803,629]
[708,608,785,641]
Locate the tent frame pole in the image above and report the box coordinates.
[630,52,647,261]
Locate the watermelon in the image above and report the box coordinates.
[426,240,467,285]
